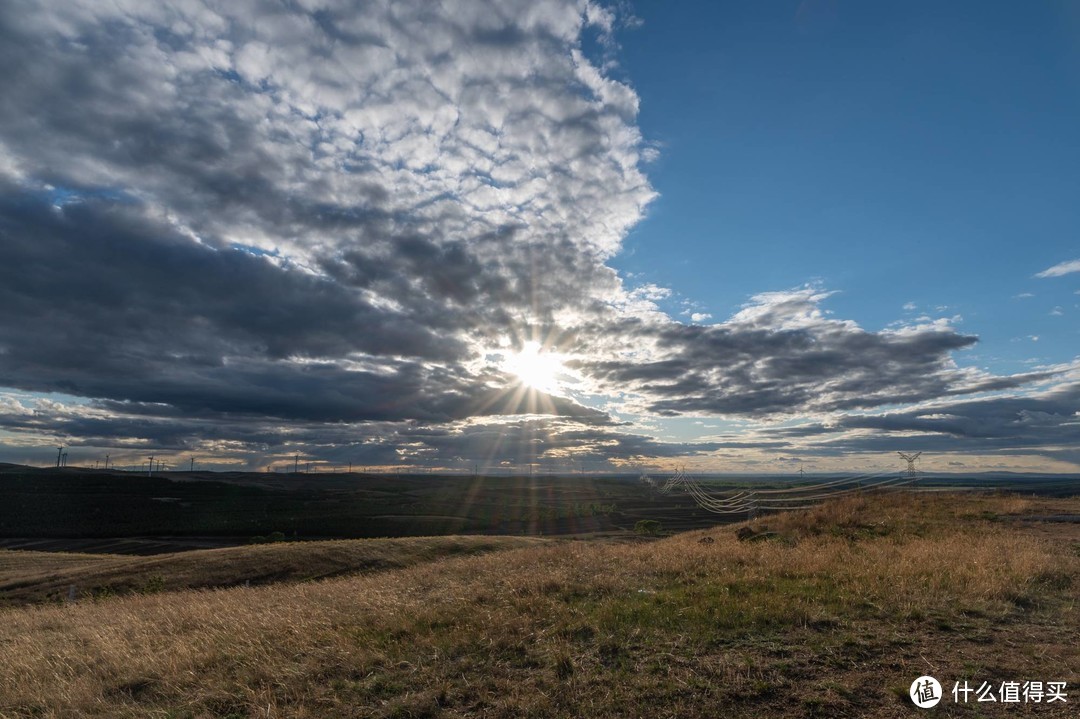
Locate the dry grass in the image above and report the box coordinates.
[1,492,1077,718]
[0,535,548,607]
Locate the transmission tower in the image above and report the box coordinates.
[897,451,922,485]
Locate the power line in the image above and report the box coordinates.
[656,456,927,517]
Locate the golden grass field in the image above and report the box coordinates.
[0,535,549,608]
[1,492,1077,718]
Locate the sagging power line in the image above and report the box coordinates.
[655,454,928,517]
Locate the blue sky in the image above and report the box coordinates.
[614,1,1079,374]
[0,0,1077,474]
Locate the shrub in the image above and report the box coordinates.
[143,574,167,593]
[634,519,662,536]
[251,531,288,544]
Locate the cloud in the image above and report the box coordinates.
[1035,259,1080,278]
[571,288,1052,417]
[0,0,1071,468]
[0,394,715,471]
[2,185,608,424]
[761,380,1080,461]
[0,0,653,258]
[0,1,652,427]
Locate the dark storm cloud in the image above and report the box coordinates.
[0,186,611,424]
[0,186,460,363]
[758,382,1080,458]
[573,289,1058,417]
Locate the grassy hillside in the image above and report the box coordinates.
[1,492,1077,718]
[0,535,548,608]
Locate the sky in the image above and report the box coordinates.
[0,0,1077,475]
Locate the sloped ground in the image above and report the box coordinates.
[0,493,1077,718]
[0,535,548,608]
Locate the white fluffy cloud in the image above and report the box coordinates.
[0,0,653,264]
[1035,259,1080,278]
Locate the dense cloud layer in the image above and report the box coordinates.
[0,392,715,471]
[0,1,639,427]
[1,186,627,425]
[0,0,1069,469]
[573,289,1060,417]
[752,380,1080,467]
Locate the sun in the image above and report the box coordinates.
[503,341,566,394]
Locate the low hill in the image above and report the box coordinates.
[0,535,548,608]
[1,492,1077,718]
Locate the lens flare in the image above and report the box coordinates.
[503,341,566,394]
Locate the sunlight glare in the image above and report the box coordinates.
[503,341,565,394]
